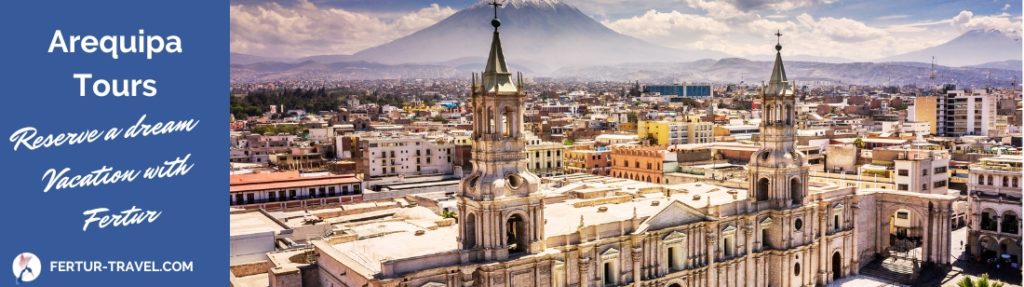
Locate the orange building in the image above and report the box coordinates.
[562,149,610,175]
[610,146,669,183]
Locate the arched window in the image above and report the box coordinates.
[1014,177,1019,188]
[1002,211,1019,235]
[987,175,993,186]
[757,178,770,201]
[790,178,802,204]
[506,215,528,254]
[1003,176,1009,187]
[978,174,984,185]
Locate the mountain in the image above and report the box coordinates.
[550,58,1020,87]
[882,29,1022,67]
[967,60,1022,71]
[230,53,294,65]
[347,0,726,74]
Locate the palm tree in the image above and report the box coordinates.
[957,274,1005,287]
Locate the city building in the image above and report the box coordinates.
[348,133,456,178]
[638,120,714,146]
[907,96,937,135]
[610,146,673,184]
[526,133,568,177]
[966,155,1022,266]
[937,86,997,137]
[229,171,362,209]
[563,148,611,176]
[643,83,714,98]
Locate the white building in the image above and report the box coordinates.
[525,133,568,177]
[938,87,997,136]
[363,134,456,178]
[966,155,1022,266]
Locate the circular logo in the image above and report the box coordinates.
[12,252,41,283]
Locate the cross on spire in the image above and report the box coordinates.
[490,0,502,19]
[774,30,783,51]
[489,0,503,30]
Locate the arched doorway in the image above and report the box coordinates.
[667,284,681,287]
[889,209,923,259]
[506,214,527,255]
[757,178,769,201]
[832,252,842,280]
[790,177,802,204]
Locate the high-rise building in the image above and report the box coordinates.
[936,85,997,136]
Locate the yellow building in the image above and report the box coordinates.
[638,120,713,146]
[910,96,937,135]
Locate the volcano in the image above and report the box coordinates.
[348,0,727,74]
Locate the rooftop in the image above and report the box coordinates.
[230,171,360,193]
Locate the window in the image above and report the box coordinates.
[981,212,997,231]
[794,263,801,276]
[897,169,908,176]
[794,218,803,231]
[667,247,678,270]
[896,211,909,219]
[934,180,946,188]
[723,236,734,257]
[1003,177,1009,187]
[934,166,947,173]
[921,169,928,176]
[898,184,908,191]
[761,228,770,249]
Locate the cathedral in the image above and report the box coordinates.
[306,4,957,287]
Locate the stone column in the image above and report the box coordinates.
[851,202,860,274]
[706,232,717,287]
[818,203,829,285]
[579,256,590,287]
[745,220,755,287]
[632,245,643,287]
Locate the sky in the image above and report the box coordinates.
[230,0,1023,61]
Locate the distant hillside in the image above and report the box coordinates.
[967,60,1022,71]
[550,58,1020,87]
[882,29,1022,67]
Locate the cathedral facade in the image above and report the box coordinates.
[306,5,955,287]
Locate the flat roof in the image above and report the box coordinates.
[230,171,359,193]
[230,211,286,237]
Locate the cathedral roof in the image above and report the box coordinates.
[478,3,520,94]
[764,31,794,98]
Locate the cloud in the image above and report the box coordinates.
[875,14,910,21]
[230,0,455,57]
[725,0,836,12]
[602,9,731,38]
[951,10,1021,37]
[800,14,888,42]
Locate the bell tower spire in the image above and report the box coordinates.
[748,31,808,210]
[459,0,544,262]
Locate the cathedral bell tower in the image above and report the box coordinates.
[748,31,809,210]
[457,0,545,262]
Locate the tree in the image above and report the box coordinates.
[957,274,1005,287]
[441,210,457,219]
[853,137,865,149]
[627,112,638,124]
